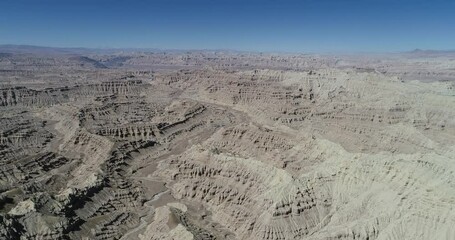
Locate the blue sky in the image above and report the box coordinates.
[0,0,454,52]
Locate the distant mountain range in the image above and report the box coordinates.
[0,44,248,55]
[403,48,455,57]
[0,44,158,55]
[0,44,454,56]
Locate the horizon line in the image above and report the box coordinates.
[1,43,455,55]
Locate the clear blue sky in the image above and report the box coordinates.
[0,0,454,52]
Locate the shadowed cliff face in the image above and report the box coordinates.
[0,49,454,240]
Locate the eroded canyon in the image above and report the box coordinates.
[1,47,455,239]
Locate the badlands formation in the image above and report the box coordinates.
[0,46,454,239]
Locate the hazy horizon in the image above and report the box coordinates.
[2,44,455,56]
